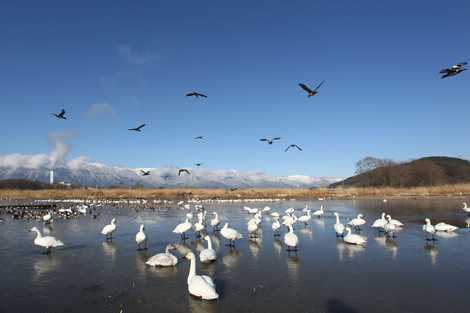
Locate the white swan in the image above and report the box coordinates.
[371,213,387,230]
[210,212,220,230]
[388,215,404,227]
[298,210,311,225]
[30,227,64,254]
[312,205,324,218]
[384,215,397,238]
[344,227,367,246]
[247,219,259,239]
[135,224,147,250]
[199,236,217,263]
[435,222,459,232]
[173,218,192,240]
[284,225,298,251]
[348,214,366,230]
[42,211,53,224]
[423,218,437,241]
[285,207,295,214]
[463,202,470,214]
[220,223,243,247]
[270,212,280,219]
[185,252,219,300]
[101,218,117,240]
[333,212,345,237]
[146,244,178,267]
[263,206,271,212]
[272,219,281,235]
[194,216,205,237]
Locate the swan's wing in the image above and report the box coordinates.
[201,275,216,288]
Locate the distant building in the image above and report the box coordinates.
[49,170,54,185]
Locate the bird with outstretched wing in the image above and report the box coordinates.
[186,92,207,98]
[285,144,302,152]
[128,124,146,132]
[260,137,281,145]
[52,109,67,120]
[299,81,325,97]
[178,168,191,176]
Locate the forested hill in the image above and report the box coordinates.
[330,157,470,188]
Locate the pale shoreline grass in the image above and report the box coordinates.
[2,184,470,201]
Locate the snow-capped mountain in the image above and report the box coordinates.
[0,140,342,188]
[0,161,341,188]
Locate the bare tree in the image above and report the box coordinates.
[355,156,399,174]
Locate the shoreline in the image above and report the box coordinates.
[1,184,470,201]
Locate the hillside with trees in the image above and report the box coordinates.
[330,156,470,188]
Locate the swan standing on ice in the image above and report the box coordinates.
[298,210,311,226]
[135,224,147,250]
[463,202,470,214]
[101,218,117,240]
[173,218,192,240]
[423,218,437,241]
[344,227,367,246]
[185,252,219,300]
[220,223,243,247]
[312,205,324,218]
[371,213,387,232]
[199,236,217,263]
[30,227,64,254]
[435,222,459,232]
[146,244,178,267]
[272,219,281,236]
[42,212,53,224]
[333,212,345,237]
[210,212,220,231]
[348,214,366,231]
[284,225,299,252]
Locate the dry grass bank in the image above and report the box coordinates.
[2,184,470,201]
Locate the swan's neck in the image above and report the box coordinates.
[382,213,386,219]
[188,257,196,282]
[346,228,351,236]
[335,214,340,224]
[33,229,42,239]
[165,246,171,254]
[206,237,213,250]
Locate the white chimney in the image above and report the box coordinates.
[49,170,54,185]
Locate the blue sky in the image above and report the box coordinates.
[0,0,469,177]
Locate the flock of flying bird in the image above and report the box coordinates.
[27,199,470,301]
[49,61,467,178]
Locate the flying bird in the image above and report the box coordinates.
[186,92,207,98]
[299,81,325,97]
[52,109,67,120]
[285,144,302,152]
[260,137,281,145]
[440,62,467,78]
[128,124,146,132]
[140,170,151,176]
[194,136,204,140]
[195,163,203,167]
[178,169,191,176]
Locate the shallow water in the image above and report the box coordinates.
[1,199,470,313]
